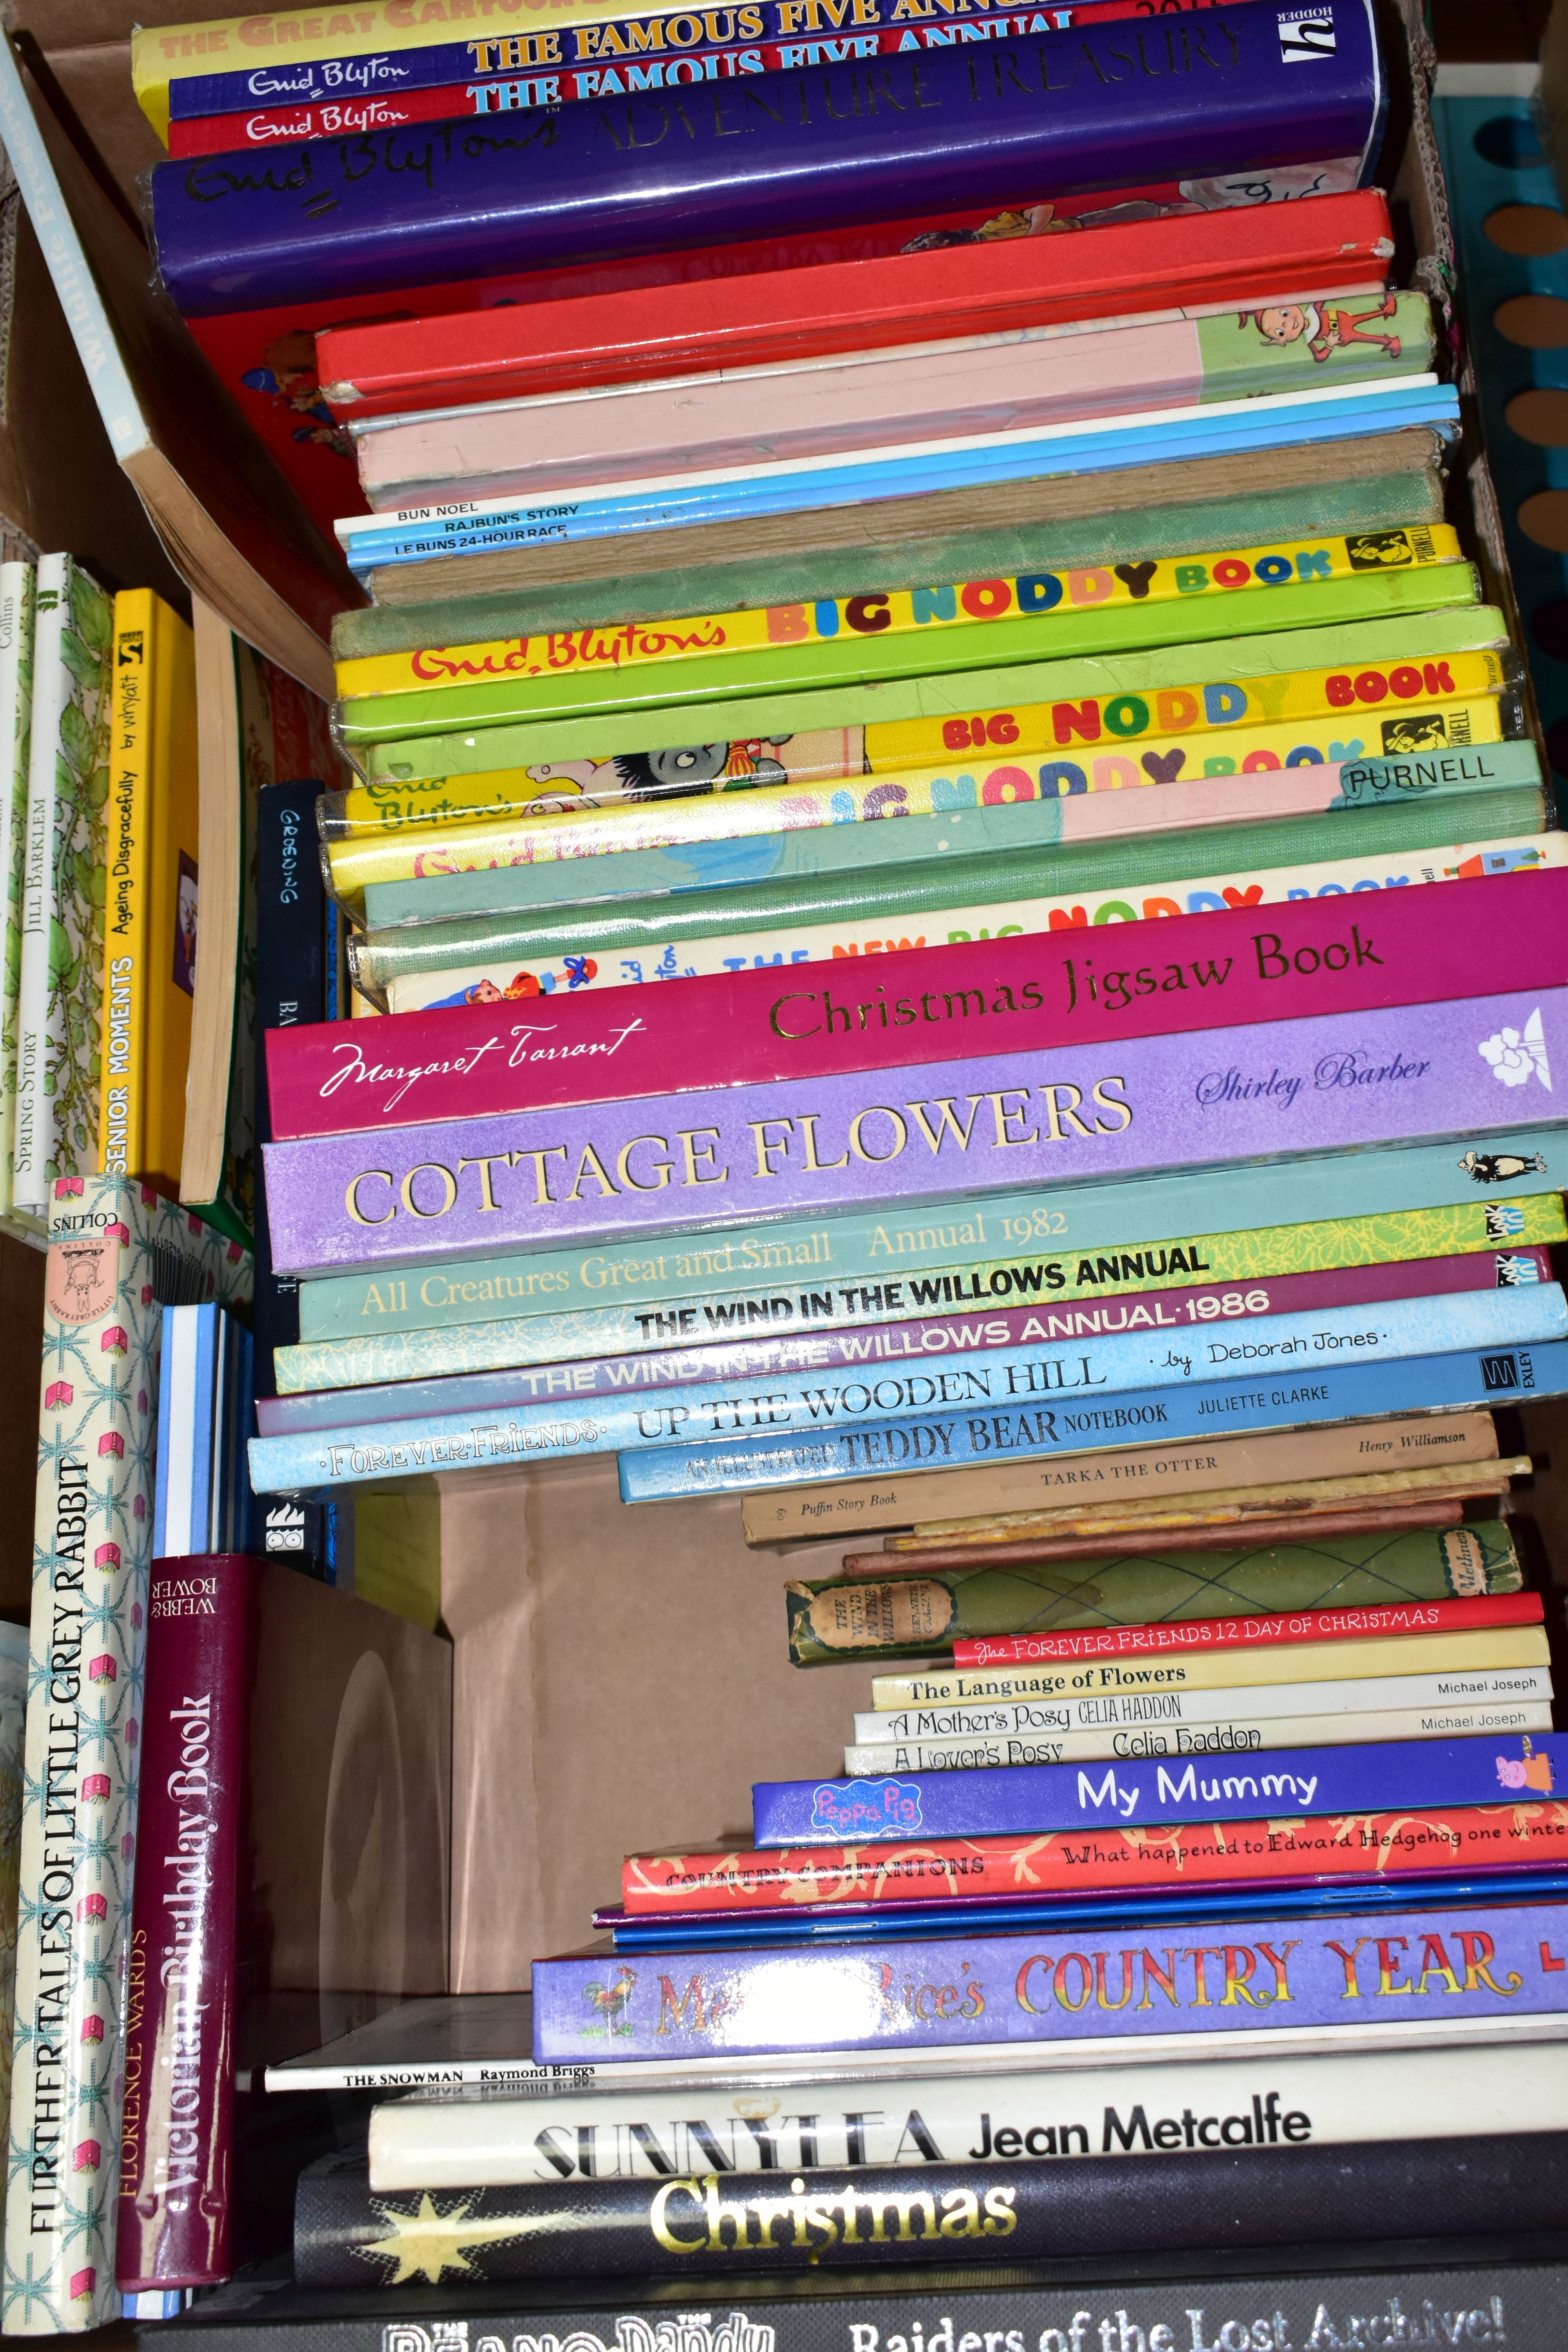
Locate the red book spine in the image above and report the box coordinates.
[115,1557,256,2293]
[621,1800,1568,1915]
[952,1593,1544,1669]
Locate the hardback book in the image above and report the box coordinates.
[182,603,340,1246]
[252,1247,1552,1436]
[252,778,330,1405]
[312,191,1400,421]
[617,1341,1568,1504]
[259,989,1568,1277]
[96,591,200,1199]
[751,1725,1564,1847]
[145,3,1386,314]
[3,1177,248,2334]
[365,2040,1568,2189]
[529,1896,1568,2064]
[842,1701,1555,1776]
[152,1304,256,1561]
[330,456,1444,660]
[352,293,1436,515]
[246,1294,1564,1496]
[286,1135,1568,1345]
[114,1555,454,2294]
[289,2134,1568,2284]
[267,867,1565,1142]
[12,555,112,1218]
[780,1526,1528,1669]
[0,563,34,1222]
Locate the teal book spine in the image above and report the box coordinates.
[250,1288,1567,1494]
[291,1128,1568,1348]
[359,750,1545,932]
[616,1337,1568,1502]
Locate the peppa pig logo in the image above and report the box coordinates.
[808,1779,924,1837]
[1497,1739,1554,1795]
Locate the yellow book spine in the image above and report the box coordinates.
[332,525,1467,703]
[140,602,199,1195]
[324,695,1512,902]
[98,593,157,1180]
[869,1624,1551,1706]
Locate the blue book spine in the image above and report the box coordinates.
[247,1285,1566,1493]
[616,1334,1568,1499]
[342,387,1455,571]
[530,1896,1568,2062]
[751,1732,1568,1847]
[151,1303,176,1559]
[189,1304,219,1553]
[149,0,1384,314]
[294,1123,1568,1345]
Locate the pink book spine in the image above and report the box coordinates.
[115,1557,255,2293]
[266,865,1568,1140]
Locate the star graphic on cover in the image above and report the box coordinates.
[361,2194,531,2283]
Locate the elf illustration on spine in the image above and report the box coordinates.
[1241,294,1403,364]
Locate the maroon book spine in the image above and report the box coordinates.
[115,1556,257,2292]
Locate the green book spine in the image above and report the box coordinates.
[329,468,1446,662]
[784,1526,1522,1666]
[358,569,1483,780]
[358,762,1547,933]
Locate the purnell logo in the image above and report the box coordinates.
[382,2317,778,2352]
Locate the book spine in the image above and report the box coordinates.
[13,557,69,1216]
[170,0,1258,129]
[252,780,330,1417]
[855,1666,1555,1744]
[367,2040,1568,2190]
[245,1290,1567,1492]
[256,1243,1554,1432]
[275,863,1560,1140]
[98,593,156,1185]
[4,1179,246,2332]
[293,2135,1568,2285]
[115,1555,254,2291]
[619,1337,1568,1503]
[148,4,1385,314]
[261,987,1568,1276]
[330,527,1468,730]
[785,1537,1533,1671]
[384,831,1568,1013]
[753,1726,1568,1847]
[0,562,34,1219]
[842,1702,1555,1775]
[531,1896,1568,2062]
[293,1145,1568,1346]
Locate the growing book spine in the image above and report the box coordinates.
[256,1243,1554,1432]
[0,562,34,1220]
[147,2,1385,314]
[98,593,156,1185]
[116,1555,254,2292]
[294,1155,1568,1344]
[843,1702,1555,1776]
[270,866,1559,1140]
[618,1338,1568,1503]
[261,987,1568,1276]
[293,2134,1568,2284]
[4,1178,247,2333]
[383,830,1568,1014]
[245,1289,1568,1492]
[532,1896,1568,2063]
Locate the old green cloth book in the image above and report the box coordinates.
[785,1524,1523,1666]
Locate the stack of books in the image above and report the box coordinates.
[13,0,1556,2333]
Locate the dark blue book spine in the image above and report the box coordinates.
[149,0,1383,314]
[751,1733,1568,1847]
[254,779,329,1573]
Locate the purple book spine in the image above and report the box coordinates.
[116,1557,256,2292]
[531,1899,1568,2062]
[262,987,1568,1276]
